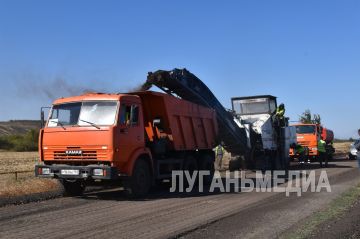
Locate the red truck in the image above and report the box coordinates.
[36,91,218,197]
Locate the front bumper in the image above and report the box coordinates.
[35,164,119,180]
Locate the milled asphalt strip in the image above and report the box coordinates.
[0,161,357,239]
[0,194,230,238]
[182,166,360,239]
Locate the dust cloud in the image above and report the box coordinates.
[15,76,107,101]
[14,74,152,101]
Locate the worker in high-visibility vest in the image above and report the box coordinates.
[275,103,285,119]
[274,103,286,127]
[291,143,307,164]
[215,142,225,170]
[318,136,328,167]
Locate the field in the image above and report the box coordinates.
[0,151,59,198]
[334,141,352,155]
[0,151,38,173]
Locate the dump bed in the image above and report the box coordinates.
[136,91,218,151]
[322,128,334,144]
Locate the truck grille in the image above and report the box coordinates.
[54,151,97,160]
[298,141,310,146]
[43,146,109,161]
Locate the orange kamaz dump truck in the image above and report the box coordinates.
[289,123,334,161]
[35,91,218,196]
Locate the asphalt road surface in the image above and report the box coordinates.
[0,159,359,239]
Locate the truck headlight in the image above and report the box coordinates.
[42,168,50,175]
[312,147,318,151]
[93,169,104,176]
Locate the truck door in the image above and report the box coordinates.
[117,101,144,165]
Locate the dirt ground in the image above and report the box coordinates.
[308,197,360,239]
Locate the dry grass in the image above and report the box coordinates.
[333,142,352,155]
[0,151,38,173]
[0,151,61,199]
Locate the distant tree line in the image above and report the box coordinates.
[0,129,39,151]
[334,138,355,143]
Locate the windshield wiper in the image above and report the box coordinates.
[79,119,100,129]
[49,120,66,130]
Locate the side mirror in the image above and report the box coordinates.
[41,111,45,127]
[40,107,51,128]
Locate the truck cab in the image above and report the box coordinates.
[291,124,320,158]
[36,93,152,196]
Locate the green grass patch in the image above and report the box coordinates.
[281,184,360,239]
[0,129,39,152]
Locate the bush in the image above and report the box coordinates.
[0,129,39,152]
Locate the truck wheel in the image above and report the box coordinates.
[125,159,152,198]
[199,154,215,185]
[62,180,86,196]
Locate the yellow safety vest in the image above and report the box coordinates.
[318,140,326,153]
[215,145,225,156]
[276,108,285,117]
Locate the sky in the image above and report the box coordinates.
[0,0,359,139]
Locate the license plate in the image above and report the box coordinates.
[61,169,79,175]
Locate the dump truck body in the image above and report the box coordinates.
[321,128,334,144]
[36,91,217,196]
[136,91,217,151]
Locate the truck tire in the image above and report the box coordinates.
[125,159,152,198]
[62,180,85,196]
[199,154,215,185]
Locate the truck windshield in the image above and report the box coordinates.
[296,125,315,134]
[233,98,275,115]
[48,101,118,128]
